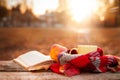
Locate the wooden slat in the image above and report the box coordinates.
[0,60,51,72]
[0,72,120,80]
[0,60,26,72]
[0,61,120,80]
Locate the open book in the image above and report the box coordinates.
[13,51,53,71]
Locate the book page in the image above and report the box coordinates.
[14,51,52,68]
[28,61,53,71]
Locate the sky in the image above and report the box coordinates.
[32,0,59,15]
[6,0,59,15]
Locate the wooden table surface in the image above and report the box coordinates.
[0,27,120,80]
[0,60,120,80]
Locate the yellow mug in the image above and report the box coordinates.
[77,45,98,54]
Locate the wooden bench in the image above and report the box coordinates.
[0,60,120,80]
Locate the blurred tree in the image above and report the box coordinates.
[20,0,27,14]
[0,0,8,21]
[97,0,119,27]
[0,0,7,7]
[114,0,120,26]
[56,11,71,26]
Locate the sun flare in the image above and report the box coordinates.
[31,0,114,22]
[68,0,98,22]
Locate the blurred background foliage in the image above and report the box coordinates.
[0,0,120,27]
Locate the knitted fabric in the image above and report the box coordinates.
[89,55,119,72]
[105,55,118,67]
[50,63,62,74]
[63,63,80,76]
[59,51,102,68]
[116,66,120,72]
[50,62,80,76]
[50,54,119,75]
[86,48,103,57]
[58,52,81,65]
[89,56,107,72]
[81,61,96,72]
[69,54,90,68]
[97,47,103,56]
